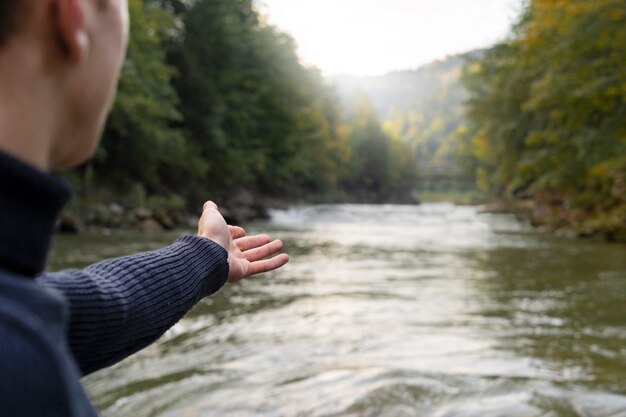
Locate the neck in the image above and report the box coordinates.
[0,112,53,171]
[0,42,58,171]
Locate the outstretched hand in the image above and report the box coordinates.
[198,201,289,283]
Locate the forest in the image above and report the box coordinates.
[459,0,626,242]
[63,0,417,230]
[334,0,626,241]
[332,52,478,200]
[64,0,626,243]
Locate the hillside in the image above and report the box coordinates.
[329,52,480,181]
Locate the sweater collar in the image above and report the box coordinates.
[0,150,71,277]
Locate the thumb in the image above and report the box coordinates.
[203,201,218,211]
[198,201,230,250]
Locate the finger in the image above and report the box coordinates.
[228,225,246,239]
[203,201,218,211]
[234,234,272,251]
[244,239,284,262]
[247,253,290,276]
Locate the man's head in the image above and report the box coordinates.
[0,0,129,170]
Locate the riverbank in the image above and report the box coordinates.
[479,198,626,244]
[417,190,488,206]
[58,192,271,234]
[57,188,421,234]
[58,188,625,244]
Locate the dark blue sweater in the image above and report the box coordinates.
[0,151,230,416]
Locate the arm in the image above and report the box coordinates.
[38,201,288,376]
[38,235,229,375]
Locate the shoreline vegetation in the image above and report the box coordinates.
[457,0,626,244]
[60,0,625,244]
[479,199,626,243]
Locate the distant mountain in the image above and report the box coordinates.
[329,51,482,178]
[329,50,482,118]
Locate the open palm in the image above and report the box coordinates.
[226,225,289,282]
[198,201,289,283]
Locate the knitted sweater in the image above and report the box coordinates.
[0,151,230,416]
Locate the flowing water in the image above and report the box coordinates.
[49,203,626,417]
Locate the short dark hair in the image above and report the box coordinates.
[0,1,107,47]
[0,0,21,46]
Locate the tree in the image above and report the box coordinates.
[461,0,626,240]
[172,0,350,199]
[96,0,206,193]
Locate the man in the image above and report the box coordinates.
[0,0,289,415]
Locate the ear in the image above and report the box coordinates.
[53,0,90,65]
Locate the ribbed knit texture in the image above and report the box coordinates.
[0,150,231,416]
[38,235,229,375]
[0,150,71,276]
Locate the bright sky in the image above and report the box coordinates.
[259,0,523,76]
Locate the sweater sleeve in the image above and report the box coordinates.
[36,235,229,376]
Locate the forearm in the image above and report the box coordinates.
[37,235,229,375]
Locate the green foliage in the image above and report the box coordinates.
[339,94,418,200]
[67,0,416,217]
[460,0,626,240]
[332,54,476,193]
[95,0,206,193]
[170,0,355,201]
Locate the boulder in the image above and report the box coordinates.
[153,212,175,230]
[225,188,269,223]
[58,212,84,234]
[140,218,163,232]
[109,203,125,216]
[135,208,153,221]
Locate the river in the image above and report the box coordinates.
[48,203,626,417]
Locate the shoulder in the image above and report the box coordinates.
[0,313,73,417]
[0,275,97,417]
